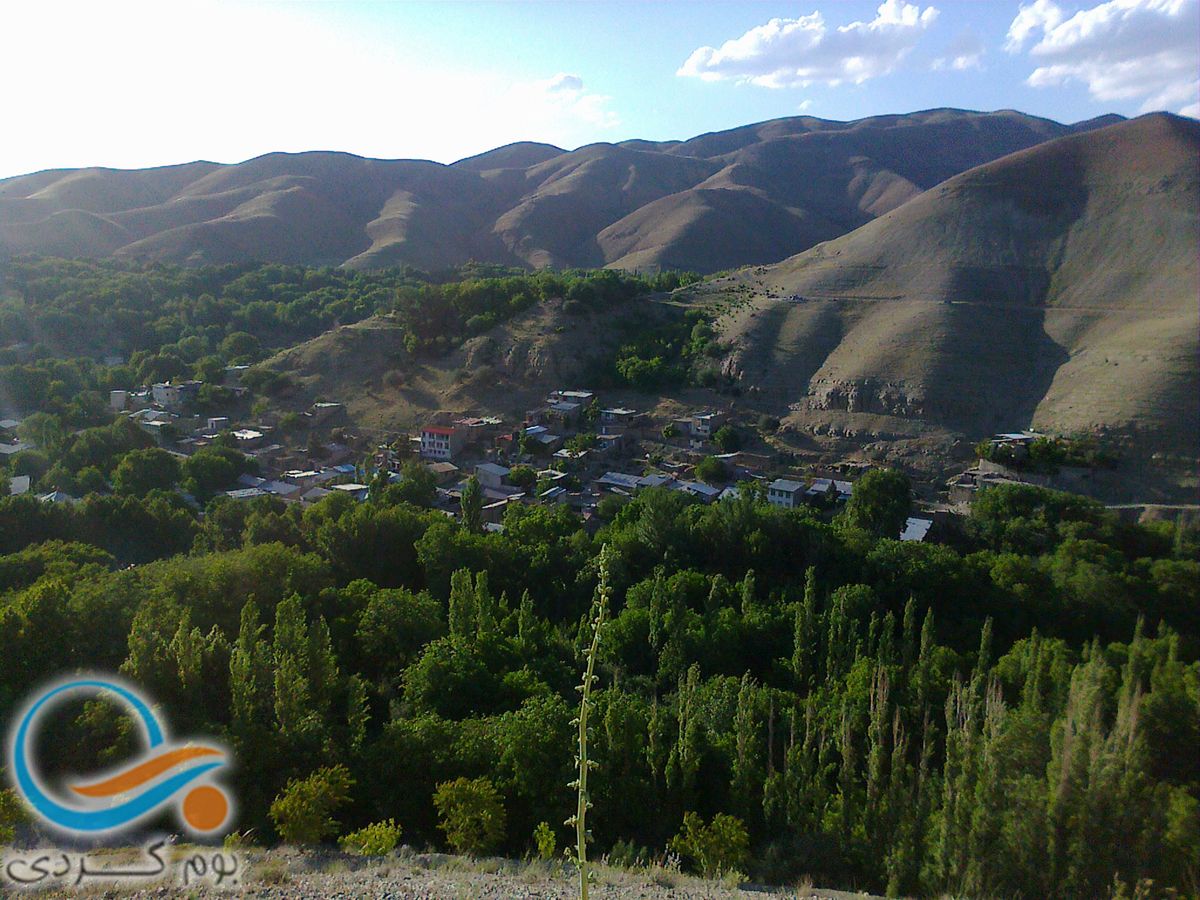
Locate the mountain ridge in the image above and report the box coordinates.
[0,108,1126,272]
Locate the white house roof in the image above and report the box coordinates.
[0,442,30,455]
[806,478,834,495]
[769,478,805,493]
[672,480,721,500]
[597,471,672,490]
[899,517,933,542]
[262,480,302,496]
[225,487,268,500]
[475,462,511,477]
[38,491,78,504]
[8,475,31,495]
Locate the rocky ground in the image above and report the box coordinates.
[10,845,884,899]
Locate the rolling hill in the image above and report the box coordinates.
[0,109,1116,273]
[704,113,1199,464]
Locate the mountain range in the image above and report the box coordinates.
[0,108,1123,273]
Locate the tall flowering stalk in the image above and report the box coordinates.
[567,544,613,900]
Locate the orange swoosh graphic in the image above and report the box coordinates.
[70,746,222,797]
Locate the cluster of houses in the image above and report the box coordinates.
[1,379,937,543]
[945,429,1093,507]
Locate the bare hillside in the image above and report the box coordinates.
[0,109,1109,273]
[703,113,1199,470]
[260,297,683,432]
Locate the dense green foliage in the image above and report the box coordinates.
[0,475,1195,894]
[395,266,697,356]
[976,435,1119,472]
[0,258,698,415]
[1,258,1195,895]
[604,309,722,392]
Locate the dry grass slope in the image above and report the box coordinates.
[705,113,1198,465]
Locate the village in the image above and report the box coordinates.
[2,370,1131,542]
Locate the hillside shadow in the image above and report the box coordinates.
[924,302,1070,436]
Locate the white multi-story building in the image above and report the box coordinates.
[420,425,465,460]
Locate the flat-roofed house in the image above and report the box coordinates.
[475,462,510,490]
[767,478,805,509]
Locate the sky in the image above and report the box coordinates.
[1,0,1196,178]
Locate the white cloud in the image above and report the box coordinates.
[1006,0,1199,115]
[1005,0,1065,51]
[797,99,815,112]
[512,74,619,132]
[932,30,985,70]
[677,0,939,89]
[0,2,619,177]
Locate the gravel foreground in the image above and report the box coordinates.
[7,845,884,899]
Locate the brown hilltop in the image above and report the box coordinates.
[0,109,1113,272]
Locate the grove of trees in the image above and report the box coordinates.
[0,476,1195,896]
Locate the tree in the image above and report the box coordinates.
[661,422,680,440]
[507,465,537,491]
[433,776,506,855]
[269,765,355,844]
[842,468,911,538]
[182,446,253,501]
[386,460,437,507]
[18,412,66,452]
[460,475,483,533]
[711,424,741,452]
[694,456,728,484]
[220,331,261,361]
[112,448,181,496]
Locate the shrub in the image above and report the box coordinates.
[340,818,403,856]
[533,821,556,860]
[669,811,749,878]
[433,776,506,855]
[269,764,355,845]
[0,785,30,843]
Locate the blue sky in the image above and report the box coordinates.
[1,0,1196,178]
